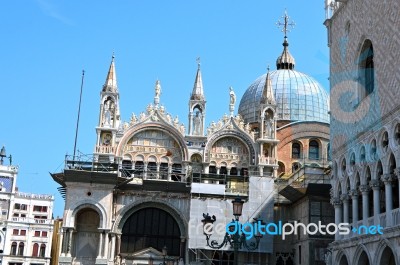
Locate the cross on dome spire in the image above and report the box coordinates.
[276,10,295,38]
[275,10,296,70]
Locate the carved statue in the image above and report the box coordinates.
[229,87,236,105]
[155,80,161,98]
[130,113,137,124]
[193,112,201,135]
[139,112,146,121]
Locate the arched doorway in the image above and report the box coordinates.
[121,207,182,259]
[74,209,100,260]
[379,246,396,265]
[357,251,370,265]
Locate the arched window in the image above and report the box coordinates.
[32,243,39,257]
[121,208,181,256]
[10,242,17,255]
[18,242,24,256]
[359,39,374,98]
[309,140,320,160]
[292,142,301,159]
[39,244,46,257]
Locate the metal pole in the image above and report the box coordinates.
[73,70,85,164]
[234,215,239,265]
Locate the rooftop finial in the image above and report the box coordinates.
[276,9,295,39]
[275,10,296,70]
[196,57,201,69]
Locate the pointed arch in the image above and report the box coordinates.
[352,244,372,265]
[373,239,398,265]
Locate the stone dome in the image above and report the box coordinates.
[238,69,330,124]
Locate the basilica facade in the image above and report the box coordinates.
[52,13,331,265]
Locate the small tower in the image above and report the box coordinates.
[95,54,121,161]
[257,68,279,177]
[188,59,206,136]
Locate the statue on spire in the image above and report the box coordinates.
[229,87,236,116]
[154,80,161,106]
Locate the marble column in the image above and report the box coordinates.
[382,174,394,226]
[98,231,103,258]
[67,228,73,257]
[359,185,370,222]
[370,179,380,217]
[60,229,66,256]
[110,233,116,261]
[116,234,121,256]
[103,231,109,259]
[341,194,350,224]
[349,189,359,224]
[332,197,342,240]
[168,164,172,181]
[395,168,400,205]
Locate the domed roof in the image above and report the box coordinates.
[238,69,330,124]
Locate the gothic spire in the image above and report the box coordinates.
[102,54,118,93]
[191,58,205,101]
[261,67,276,105]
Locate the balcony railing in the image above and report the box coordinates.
[258,156,276,165]
[11,217,53,224]
[16,192,54,200]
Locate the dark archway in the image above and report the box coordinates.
[121,207,181,256]
[339,254,349,265]
[74,208,100,259]
[357,251,370,265]
[379,246,396,265]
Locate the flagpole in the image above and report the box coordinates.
[73,70,85,163]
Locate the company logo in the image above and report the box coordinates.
[224,221,383,240]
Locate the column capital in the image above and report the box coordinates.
[369,179,380,189]
[394,167,400,178]
[381,173,394,183]
[349,189,359,198]
[331,197,342,207]
[359,184,370,193]
[340,193,350,202]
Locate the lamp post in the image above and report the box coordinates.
[162,245,167,265]
[202,197,263,265]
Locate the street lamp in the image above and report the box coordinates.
[202,197,263,265]
[0,146,12,165]
[162,245,167,265]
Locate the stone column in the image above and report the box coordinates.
[67,228,73,257]
[98,231,103,258]
[332,197,342,240]
[116,234,121,256]
[259,166,264,176]
[349,189,359,225]
[60,229,66,256]
[103,231,109,259]
[370,179,380,217]
[156,163,160,179]
[382,174,394,226]
[341,194,350,224]
[110,233,116,261]
[359,185,370,222]
[144,162,148,179]
[168,164,172,181]
[395,168,400,205]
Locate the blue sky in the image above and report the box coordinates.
[1,0,329,216]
